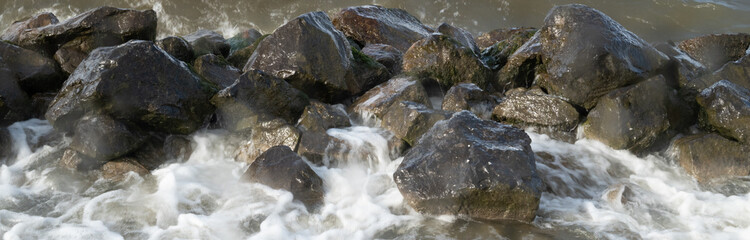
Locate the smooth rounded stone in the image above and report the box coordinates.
[211,70,310,132]
[688,54,750,93]
[234,118,301,164]
[242,146,324,208]
[493,88,580,133]
[654,42,709,91]
[500,4,669,109]
[672,133,750,183]
[100,158,149,181]
[183,29,231,58]
[0,12,59,43]
[156,36,194,63]
[584,75,695,153]
[696,80,750,143]
[0,40,64,94]
[442,83,498,119]
[332,5,434,52]
[45,40,217,134]
[0,59,32,127]
[361,44,403,75]
[481,29,537,72]
[226,34,268,69]
[475,27,537,49]
[382,101,450,146]
[437,23,480,55]
[60,149,106,171]
[227,29,262,54]
[193,54,241,89]
[296,101,351,133]
[350,76,431,120]
[677,33,750,72]
[69,112,145,161]
[403,33,494,90]
[393,111,543,222]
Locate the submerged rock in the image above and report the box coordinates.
[234,118,301,164]
[183,29,231,58]
[156,36,194,63]
[0,58,32,127]
[493,88,580,135]
[242,146,324,208]
[193,54,241,89]
[0,12,59,43]
[0,40,63,94]
[296,101,351,133]
[672,133,750,183]
[442,83,497,119]
[394,111,543,222]
[696,80,750,144]
[677,33,750,72]
[403,33,493,90]
[382,101,450,146]
[332,5,433,52]
[437,23,480,55]
[474,27,537,49]
[350,76,431,119]
[361,44,403,75]
[69,112,145,161]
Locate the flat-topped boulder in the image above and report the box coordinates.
[332,5,434,52]
[672,133,750,183]
[493,88,580,133]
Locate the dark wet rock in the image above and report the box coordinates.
[350,47,392,94]
[0,41,63,94]
[481,29,536,72]
[227,29,262,54]
[125,134,174,170]
[183,29,231,58]
[654,42,709,91]
[234,118,301,163]
[332,5,433,52]
[672,133,750,183]
[193,54,241,89]
[475,27,537,49]
[296,130,347,166]
[211,70,309,132]
[493,88,580,133]
[696,80,750,143]
[1,12,59,43]
[69,112,145,161]
[403,33,493,90]
[394,111,543,222]
[677,33,750,72]
[437,23,480,55]
[499,4,668,109]
[30,92,57,119]
[350,76,431,120]
[689,54,750,93]
[45,40,217,134]
[0,59,32,127]
[242,146,324,208]
[53,34,120,74]
[163,135,194,161]
[226,34,267,69]
[60,149,105,171]
[156,36,194,63]
[100,157,149,181]
[296,101,350,133]
[584,75,695,152]
[361,44,403,75]
[382,101,450,146]
[442,83,498,119]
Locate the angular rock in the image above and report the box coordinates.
[242,146,324,208]
[677,33,750,71]
[193,54,241,89]
[69,112,145,161]
[672,133,750,183]
[234,118,301,163]
[350,47,392,94]
[442,83,498,119]
[475,27,537,49]
[60,149,105,171]
[437,23,480,55]
[690,54,750,92]
[54,34,121,74]
[382,101,450,146]
[403,33,493,90]
[584,75,695,152]
[226,34,267,69]
[654,42,709,90]
[1,12,59,43]
[211,70,309,132]
[361,43,403,75]
[296,101,350,133]
[0,41,64,94]
[183,29,231,58]
[696,80,750,143]
[481,29,536,72]
[100,158,149,181]
[0,59,32,127]
[499,4,668,109]
[350,76,431,119]
[493,88,580,133]
[394,111,543,222]
[46,40,217,134]
[296,130,347,166]
[332,5,433,52]
[227,29,262,54]
[156,36,194,63]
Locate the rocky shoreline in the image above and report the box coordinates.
[1,4,749,224]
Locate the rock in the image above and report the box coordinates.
[60,149,105,171]
[45,40,217,134]
[227,29,262,54]
[696,80,750,143]
[1,12,59,43]
[193,54,241,89]
[361,44,403,75]
[296,101,350,133]
[69,112,145,161]
[242,146,324,208]
[393,111,543,222]
[653,42,709,91]
[493,88,580,133]
[226,35,268,69]
[30,92,57,119]
[499,4,668,109]
[677,33,750,72]
[672,133,750,183]
[163,135,194,161]
[156,36,194,63]
[480,29,536,72]
[183,29,231,58]
[437,23,480,55]
[403,33,493,90]
[442,83,498,119]
[0,58,32,127]
[296,130,346,166]
[100,158,149,181]
[234,118,301,164]
[350,76,431,120]
[382,101,450,146]
[475,27,537,49]
[584,75,695,152]
[350,47,392,94]
[54,34,121,74]
[0,41,64,94]
[690,54,750,93]
[332,5,433,52]
[211,70,309,132]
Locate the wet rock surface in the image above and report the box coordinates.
[193,54,241,89]
[242,146,324,209]
[100,157,150,181]
[672,133,750,183]
[493,88,580,133]
[296,101,351,133]
[69,112,145,161]
[403,33,493,90]
[0,59,32,127]
[690,54,750,93]
[227,29,262,54]
[350,76,431,119]
[696,80,750,144]
[677,33,750,72]
[437,23,480,55]
[0,41,63,94]
[361,44,403,75]
[382,101,450,146]
[234,118,301,164]
[442,83,498,119]
[332,5,433,52]
[227,34,267,69]
[481,29,536,72]
[474,27,537,49]
[1,12,59,43]
[156,36,194,63]
[183,29,231,58]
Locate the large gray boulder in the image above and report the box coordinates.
[242,146,324,208]
[696,80,750,144]
[332,5,433,52]
[394,111,543,222]
[437,23,480,55]
[233,118,301,164]
[689,54,750,93]
[672,133,750,183]
[361,44,403,75]
[296,101,350,133]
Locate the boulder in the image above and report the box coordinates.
[211,70,309,132]
[69,112,145,161]
[481,29,536,72]
[393,111,543,222]
[442,83,497,119]
[584,75,695,152]
[350,76,431,120]
[403,33,493,90]
[474,27,537,49]
[382,101,450,146]
[437,23,480,55]
[332,5,433,52]
[226,34,267,69]
[296,130,347,166]
[350,47,392,94]
[689,54,750,93]
[672,133,750,183]
[234,118,301,163]
[296,101,351,133]
[1,12,59,43]
[696,80,750,143]
[156,36,194,63]
[493,88,580,133]
[54,34,121,74]
[30,93,57,120]
[677,33,750,71]
[361,44,403,75]
[242,146,324,208]
[499,4,668,109]
[653,42,709,91]
[193,54,241,89]
[45,40,217,134]
[60,149,104,171]
[227,29,262,54]
[0,59,32,127]
[0,41,64,94]
[100,158,149,181]
[183,29,231,58]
